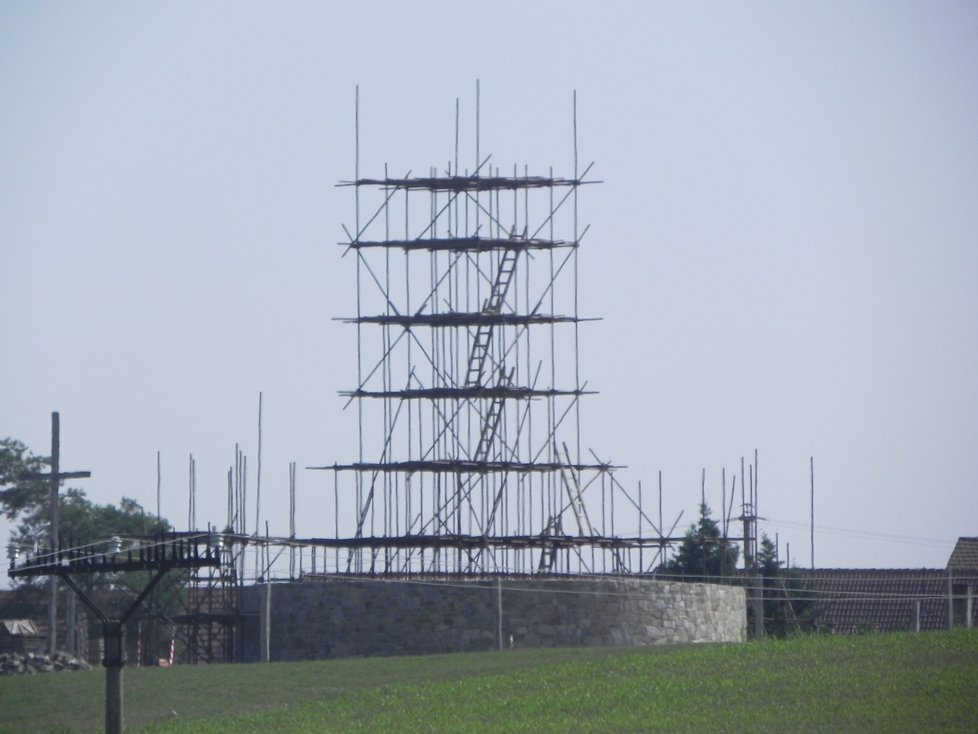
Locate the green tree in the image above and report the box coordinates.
[664,503,739,581]
[0,438,50,528]
[757,532,813,636]
[758,533,780,577]
[3,437,187,663]
[1,437,174,587]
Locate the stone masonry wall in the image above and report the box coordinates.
[241,577,745,662]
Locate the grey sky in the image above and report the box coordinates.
[2,1,976,585]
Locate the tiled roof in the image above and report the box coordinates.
[796,569,948,633]
[947,537,978,572]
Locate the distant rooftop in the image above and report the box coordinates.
[947,537,978,572]
[796,568,949,633]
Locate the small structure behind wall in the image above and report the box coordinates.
[947,536,978,629]
[0,619,44,655]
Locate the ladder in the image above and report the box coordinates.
[537,515,562,572]
[473,367,514,462]
[465,248,519,387]
[556,442,594,537]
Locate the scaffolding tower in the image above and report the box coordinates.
[311,88,665,576]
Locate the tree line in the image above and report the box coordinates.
[1,437,173,573]
[663,502,813,636]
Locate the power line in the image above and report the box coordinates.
[764,518,953,548]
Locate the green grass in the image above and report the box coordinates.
[1,631,976,733]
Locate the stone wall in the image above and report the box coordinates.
[241,576,745,662]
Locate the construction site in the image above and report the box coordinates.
[181,86,760,661]
[5,86,976,668]
[8,87,776,664]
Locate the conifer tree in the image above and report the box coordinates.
[664,503,739,581]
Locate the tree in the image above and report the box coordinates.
[757,532,813,636]
[758,533,780,577]
[663,502,739,581]
[0,438,50,528]
[1,437,173,588]
[3,436,186,663]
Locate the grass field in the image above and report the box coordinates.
[1,630,976,733]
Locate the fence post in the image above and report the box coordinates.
[496,578,503,651]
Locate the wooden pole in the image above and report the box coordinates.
[19,413,89,655]
[741,458,750,569]
[261,580,271,662]
[104,622,125,734]
[720,468,727,578]
[638,481,643,574]
[289,462,296,579]
[700,468,706,580]
[262,521,272,662]
[65,589,76,656]
[754,449,759,518]
[496,577,503,651]
[810,456,815,570]
[750,457,763,639]
[255,392,263,584]
[658,471,663,568]
[156,451,162,527]
[48,412,60,654]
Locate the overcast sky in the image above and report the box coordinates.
[2,2,976,586]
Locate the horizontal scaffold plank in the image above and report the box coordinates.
[338,175,596,192]
[310,460,620,473]
[290,533,679,551]
[340,387,593,400]
[338,313,588,327]
[341,237,570,252]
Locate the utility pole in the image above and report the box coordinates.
[740,456,764,640]
[20,412,91,654]
[10,532,221,734]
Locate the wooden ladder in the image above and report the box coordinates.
[465,248,518,387]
